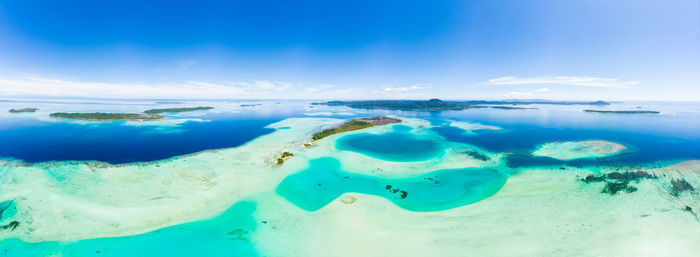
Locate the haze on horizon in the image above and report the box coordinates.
[0,0,698,101]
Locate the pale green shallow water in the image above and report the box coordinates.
[0,201,258,257]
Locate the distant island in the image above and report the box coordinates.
[312,116,401,141]
[313,99,609,111]
[50,106,213,121]
[8,108,39,113]
[583,110,659,114]
[143,107,213,114]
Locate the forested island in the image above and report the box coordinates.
[312,116,401,141]
[583,110,659,114]
[8,108,39,113]
[50,106,213,121]
[313,99,609,111]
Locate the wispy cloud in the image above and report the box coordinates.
[489,76,638,88]
[230,80,293,91]
[504,91,533,98]
[0,76,347,99]
[373,84,430,94]
[537,88,550,92]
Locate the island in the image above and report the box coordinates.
[143,106,214,114]
[487,106,536,110]
[276,151,294,165]
[50,106,214,121]
[8,108,39,113]
[583,110,659,114]
[313,99,610,111]
[311,116,401,141]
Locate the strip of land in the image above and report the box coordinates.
[311,116,401,141]
[583,109,659,114]
[8,108,39,113]
[50,107,214,121]
[313,98,609,111]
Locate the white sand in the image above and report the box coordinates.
[450,121,501,134]
[533,140,628,160]
[253,163,700,257]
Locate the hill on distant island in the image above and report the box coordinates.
[313,99,609,111]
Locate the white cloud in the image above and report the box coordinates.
[504,91,534,98]
[229,80,293,91]
[373,84,430,94]
[537,88,550,92]
[489,76,638,88]
[0,76,345,99]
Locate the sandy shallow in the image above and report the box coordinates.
[449,121,502,134]
[0,117,498,242]
[253,162,700,257]
[533,140,629,160]
[0,117,698,257]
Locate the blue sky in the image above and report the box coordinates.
[0,0,698,100]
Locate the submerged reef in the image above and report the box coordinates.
[462,150,490,161]
[312,116,401,141]
[581,170,658,195]
[671,178,695,196]
[0,221,19,231]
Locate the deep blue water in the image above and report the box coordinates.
[0,118,278,164]
[432,124,700,168]
[1,100,697,166]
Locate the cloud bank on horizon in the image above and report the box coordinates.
[0,0,698,101]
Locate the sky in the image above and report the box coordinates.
[0,0,698,101]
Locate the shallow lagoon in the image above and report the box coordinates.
[0,201,258,257]
[335,124,444,162]
[276,157,507,212]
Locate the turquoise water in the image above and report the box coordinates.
[335,125,443,162]
[276,157,508,212]
[0,200,16,222]
[0,201,259,257]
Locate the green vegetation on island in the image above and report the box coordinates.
[313,99,609,111]
[583,109,659,114]
[277,151,294,165]
[50,106,214,121]
[50,112,163,121]
[312,116,401,141]
[8,108,39,113]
